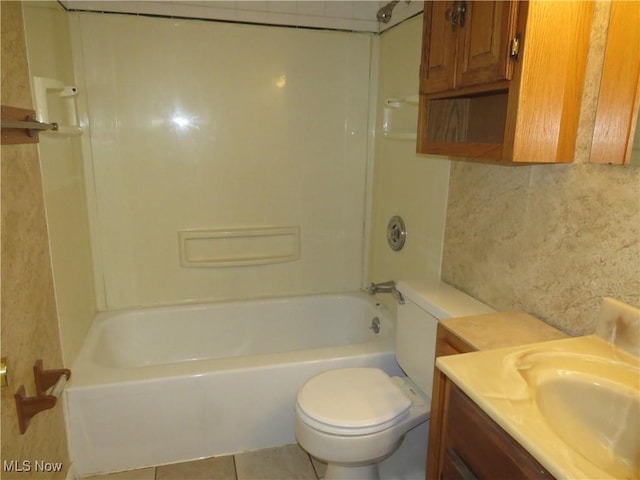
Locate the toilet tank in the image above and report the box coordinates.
[395,281,494,397]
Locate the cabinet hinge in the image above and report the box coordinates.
[510,35,521,60]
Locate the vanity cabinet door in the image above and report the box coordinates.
[439,380,555,480]
[427,325,475,480]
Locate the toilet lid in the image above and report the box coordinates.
[296,368,411,436]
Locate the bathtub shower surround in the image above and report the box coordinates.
[66,293,401,476]
[71,12,374,310]
[21,1,96,366]
[368,15,451,307]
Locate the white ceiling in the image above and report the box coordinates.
[60,1,424,33]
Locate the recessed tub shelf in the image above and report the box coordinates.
[178,226,300,267]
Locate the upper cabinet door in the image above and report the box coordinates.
[420,1,458,94]
[456,1,519,89]
[420,0,519,95]
[590,1,640,165]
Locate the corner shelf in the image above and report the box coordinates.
[381,94,418,141]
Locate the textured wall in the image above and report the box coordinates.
[442,3,640,335]
[442,162,639,335]
[0,2,69,478]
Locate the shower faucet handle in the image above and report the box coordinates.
[368,281,405,304]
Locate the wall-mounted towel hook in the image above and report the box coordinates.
[14,359,71,434]
[33,359,70,396]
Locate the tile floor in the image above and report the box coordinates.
[83,423,429,480]
[85,444,327,480]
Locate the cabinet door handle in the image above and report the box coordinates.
[457,1,467,28]
[510,35,521,60]
[444,6,457,30]
[443,448,479,480]
[445,1,467,31]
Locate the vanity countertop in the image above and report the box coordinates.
[436,334,640,480]
[440,310,568,351]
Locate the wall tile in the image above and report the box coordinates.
[62,0,385,32]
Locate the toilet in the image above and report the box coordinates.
[294,280,494,480]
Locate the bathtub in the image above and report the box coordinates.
[66,293,402,476]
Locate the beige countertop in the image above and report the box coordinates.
[436,334,640,480]
[440,310,568,351]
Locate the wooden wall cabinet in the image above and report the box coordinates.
[590,1,640,165]
[417,1,594,164]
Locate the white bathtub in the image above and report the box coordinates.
[66,293,402,476]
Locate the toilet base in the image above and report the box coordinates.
[325,463,379,480]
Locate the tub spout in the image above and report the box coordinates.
[368,281,405,304]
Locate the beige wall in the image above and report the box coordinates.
[368,15,450,312]
[442,3,640,335]
[1,2,69,478]
[442,162,639,335]
[71,12,374,310]
[22,1,96,366]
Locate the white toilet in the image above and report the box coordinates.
[295,280,494,480]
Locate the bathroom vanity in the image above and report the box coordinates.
[427,311,567,479]
[427,310,640,480]
[435,379,553,480]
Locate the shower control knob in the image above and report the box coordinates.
[386,216,406,251]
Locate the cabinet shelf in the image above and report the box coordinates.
[418,89,508,160]
[419,141,502,160]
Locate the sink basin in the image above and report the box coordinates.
[437,334,640,479]
[516,351,640,479]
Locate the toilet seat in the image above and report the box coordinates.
[295,368,411,436]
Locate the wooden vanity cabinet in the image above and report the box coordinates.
[436,380,554,480]
[427,319,565,480]
[417,0,594,164]
[427,324,474,479]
